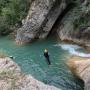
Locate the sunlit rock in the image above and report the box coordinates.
[0,57,61,90]
[67,56,90,90]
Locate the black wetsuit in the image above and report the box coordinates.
[44,52,51,65]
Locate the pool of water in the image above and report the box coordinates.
[0,36,84,90]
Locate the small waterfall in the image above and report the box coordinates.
[54,44,90,57]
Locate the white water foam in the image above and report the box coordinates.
[54,44,90,58]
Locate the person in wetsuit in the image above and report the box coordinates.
[44,49,51,65]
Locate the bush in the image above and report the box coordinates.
[0,49,8,58]
[0,0,31,35]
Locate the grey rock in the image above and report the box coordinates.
[56,0,90,47]
[16,0,70,44]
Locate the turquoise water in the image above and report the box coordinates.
[0,36,84,90]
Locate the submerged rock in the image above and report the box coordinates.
[67,56,90,90]
[0,57,61,90]
[16,0,71,43]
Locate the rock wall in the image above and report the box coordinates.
[67,56,90,90]
[15,0,90,46]
[0,57,61,90]
[56,0,90,47]
[16,0,71,44]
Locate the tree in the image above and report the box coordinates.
[0,0,31,35]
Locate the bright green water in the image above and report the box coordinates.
[0,36,84,90]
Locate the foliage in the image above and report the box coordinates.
[73,4,90,30]
[73,16,89,29]
[0,49,8,58]
[0,0,31,35]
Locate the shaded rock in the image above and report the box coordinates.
[16,0,71,44]
[56,0,90,47]
[0,57,61,90]
[67,56,90,90]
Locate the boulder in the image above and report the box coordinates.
[16,0,71,44]
[56,0,90,47]
[0,57,61,90]
[67,56,90,90]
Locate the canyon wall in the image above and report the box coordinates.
[56,0,90,47]
[16,0,90,47]
[16,0,71,43]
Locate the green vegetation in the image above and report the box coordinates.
[0,0,31,35]
[73,4,90,30]
[0,49,8,58]
[73,15,89,29]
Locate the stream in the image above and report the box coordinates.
[0,36,85,90]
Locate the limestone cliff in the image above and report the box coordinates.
[67,56,90,90]
[56,0,90,47]
[0,57,61,90]
[16,0,71,43]
[15,0,90,46]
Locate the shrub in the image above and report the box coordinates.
[0,49,8,58]
[0,0,31,35]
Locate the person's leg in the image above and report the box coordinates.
[46,56,51,65]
